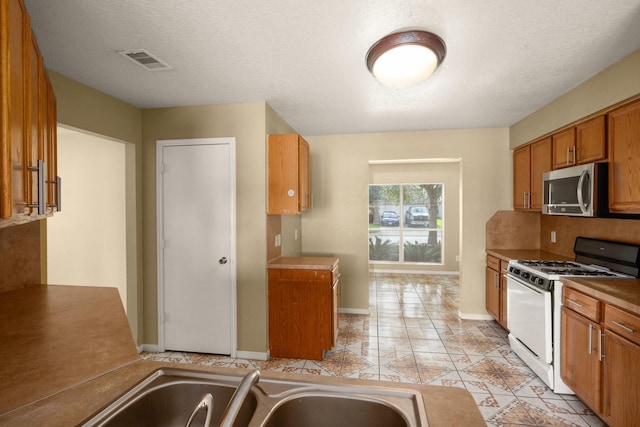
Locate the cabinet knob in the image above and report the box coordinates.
[287,189,295,197]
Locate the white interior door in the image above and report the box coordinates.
[157,138,236,355]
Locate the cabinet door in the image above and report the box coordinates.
[561,307,601,412]
[26,30,41,213]
[576,115,606,164]
[529,137,552,210]
[601,331,640,427]
[298,136,310,211]
[485,267,500,320]
[0,0,29,218]
[552,127,576,169]
[46,76,58,211]
[513,145,530,210]
[499,260,509,330]
[608,99,640,214]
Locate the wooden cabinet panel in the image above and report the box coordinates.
[552,127,576,169]
[604,304,640,347]
[576,115,606,164]
[561,306,601,412]
[485,267,500,321]
[529,137,551,210]
[268,262,338,360]
[267,134,310,214]
[513,145,530,210]
[563,287,601,322]
[0,0,58,225]
[601,330,640,427]
[608,99,640,214]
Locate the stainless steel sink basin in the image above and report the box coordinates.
[81,368,428,427]
[262,394,410,427]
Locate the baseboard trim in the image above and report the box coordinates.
[236,350,270,361]
[458,311,494,321]
[338,307,370,315]
[141,344,159,353]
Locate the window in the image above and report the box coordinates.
[368,184,443,263]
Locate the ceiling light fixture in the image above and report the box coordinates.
[366,30,446,89]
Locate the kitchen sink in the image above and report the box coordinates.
[80,368,428,427]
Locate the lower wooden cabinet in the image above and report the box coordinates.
[485,255,508,330]
[561,306,601,412]
[561,286,640,427]
[268,258,339,360]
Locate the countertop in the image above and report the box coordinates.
[561,277,640,316]
[267,256,339,270]
[0,360,486,426]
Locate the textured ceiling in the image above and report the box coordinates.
[24,0,640,136]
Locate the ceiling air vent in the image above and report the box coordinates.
[117,49,173,71]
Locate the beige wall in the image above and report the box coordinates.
[48,71,143,345]
[303,129,512,316]
[142,103,274,353]
[510,49,640,148]
[47,130,127,308]
[368,161,461,273]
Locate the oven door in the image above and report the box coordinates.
[506,274,553,363]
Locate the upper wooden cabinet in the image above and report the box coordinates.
[267,134,310,214]
[607,99,640,214]
[1,0,58,225]
[513,137,551,210]
[552,115,606,169]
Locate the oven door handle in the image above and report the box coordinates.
[508,275,545,294]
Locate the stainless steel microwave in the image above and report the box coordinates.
[542,162,607,217]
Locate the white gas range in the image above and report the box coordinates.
[506,237,640,394]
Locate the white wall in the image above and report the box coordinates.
[47,128,127,308]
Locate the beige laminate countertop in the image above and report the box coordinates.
[267,256,338,270]
[486,248,572,263]
[561,277,640,316]
[0,360,485,426]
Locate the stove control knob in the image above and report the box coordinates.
[521,272,530,279]
[512,268,520,275]
[537,278,545,286]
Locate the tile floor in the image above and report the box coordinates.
[142,272,605,427]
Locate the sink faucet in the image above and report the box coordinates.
[185,392,214,427]
[218,369,260,427]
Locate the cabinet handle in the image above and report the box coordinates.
[27,160,47,215]
[49,176,62,211]
[566,298,583,308]
[572,146,576,164]
[612,320,636,334]
[598,330,605,361]
[566,147,570,165]
[588,323,593,355]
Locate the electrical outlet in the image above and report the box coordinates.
[455,255,460,262]
[551,231,556,243]
[294,229,298,240]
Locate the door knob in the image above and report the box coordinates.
[219,257,228,264]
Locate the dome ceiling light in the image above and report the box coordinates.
[366,30,446,89]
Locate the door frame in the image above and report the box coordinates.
[156,137,237,356]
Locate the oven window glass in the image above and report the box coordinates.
[368,184,443,264]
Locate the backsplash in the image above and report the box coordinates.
[0,221,42,293]
[486,210,640,259]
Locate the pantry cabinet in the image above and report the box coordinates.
[1,0,58,225]
[607,99,640,214]
[268,257,339,360]
[267,134,310,214]
[551,116,606,170]
[561,286,640,426]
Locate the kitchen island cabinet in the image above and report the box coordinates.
[267,256,339,360]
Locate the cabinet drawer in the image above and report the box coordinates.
[563,287,601,322]
[605,305,640,346]
[500,260,509,274]
[486,255,500,271]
